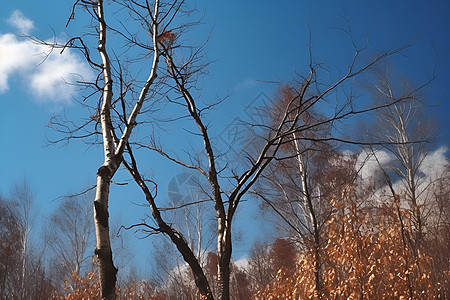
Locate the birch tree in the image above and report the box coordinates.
[252,87,360,297]
[361,68,449,296]
[367,69,436,255]
[88,1,160,297]
[44,0,181,297]
[42,0,212,297]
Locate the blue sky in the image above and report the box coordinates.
[1,1,449,276]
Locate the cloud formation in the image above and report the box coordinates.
[0,10,93,105]
[419,146,449,181]
[356,147,449,205]
[6,10,34,35]
[356,149,394,188]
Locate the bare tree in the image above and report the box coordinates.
[42,0,185,297]
[367,68,436,254]
[144,173,216,299]
[88,1,160,297]
[128,23,414,299]
[253,121,358,297]
[246,240,273,293]
[44,0,218,296]
[11,180,37,300]
[252,85,341,295]
[0,184,53,299]
[0,193,22,298]
[45,191,95,290]
[357,68,449,297]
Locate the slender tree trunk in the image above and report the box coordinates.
[91,0,161,296]
[293,135,322,296]
[396,108,423,254]
[94,165,117,300]
[164,49,225,299]
[375,152,414,299]
[20,225,28,300]
[396,201,415,299]
[217,222,231,300]
[93,1,119,298]
[407,167,423,253]
[167,226,213,300]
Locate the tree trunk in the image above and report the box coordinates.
[94,1,119,297]
[167,226,214,300]
[125,163,214,300]
[20,225,28,300]
[217,224,231,300]
[94,165,117,300]
[293,135,322,296]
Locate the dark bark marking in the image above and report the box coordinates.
[97,165,112,179]
[94,246,118,299]
[94,200,109,228]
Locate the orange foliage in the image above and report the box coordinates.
[52,270,165,300]
[254,191,447,299]
[52,271,100,300]
[157,30,177,46]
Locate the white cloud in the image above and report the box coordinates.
[233,256,249,271]
[0,11,93,106]
[30,48,92,104]
[356,149,394,182]
[0,34,37,92]
[419,146,449,181]
[356,147,449,207]
[6,10,34,35]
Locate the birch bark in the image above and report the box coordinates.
[92,0,161,298]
